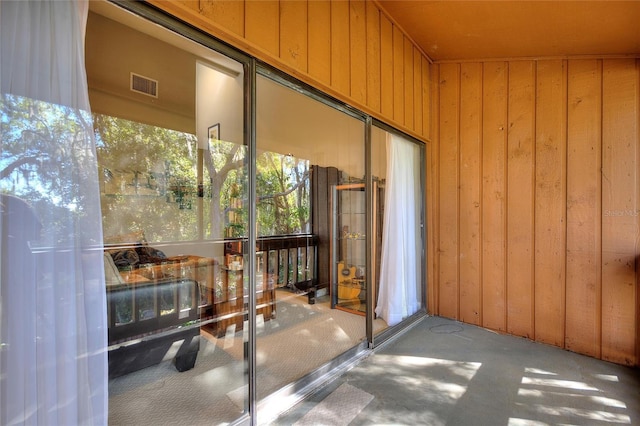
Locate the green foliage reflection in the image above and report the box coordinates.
[94,114,310,243]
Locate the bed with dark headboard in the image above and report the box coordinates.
[103,232,203,379]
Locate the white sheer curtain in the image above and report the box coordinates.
[1,1,107,424]
[375,133,422,326]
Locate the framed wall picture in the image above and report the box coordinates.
[208,123,220,147]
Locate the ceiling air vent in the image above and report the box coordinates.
[130,72,158,98]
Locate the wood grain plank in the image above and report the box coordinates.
[280,0,308,72]
[177,0,201,13]
[506,61,535,338]
[459,62,483,325]
[308,0,331,85]
[365,1,381,112]
[199,0,245,37]
[350,0,367,104]
[380,14,393,118]
[393,26,404,125]
[423,57,432,139]
[330,0,350,95]
[482,61,508,332]
[245,0,279,56]
[404,36,414,130]
[413,47,423,135]
[428,64,440,315]
[437,63,460,319]
[565,59,602,358]
[601,58,638,365]
[637,58,640,370]
[534,59,567,347]
[426,138,437,314]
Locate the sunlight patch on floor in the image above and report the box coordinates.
[375,354,482,401]
[389,355,482,380]
[521,377,599,391]
[519,403,631,424]
[593,373,620,382]
[517,388,627,409]
[524,367,557,376]
[508,419,548,426]
[512,367,632,425]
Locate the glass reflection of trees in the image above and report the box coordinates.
[94,114,201,242]
[256,152,310,237]
[93,114,311,243]
[1,94,98,245]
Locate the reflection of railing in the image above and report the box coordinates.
[258,235,318,291]
[107,278,199,344]
[226,235,319,302]
[106,276,200,378]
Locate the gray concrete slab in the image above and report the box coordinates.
[272,316,640,426]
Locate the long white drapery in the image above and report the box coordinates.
[375,133,422,326]
[1,1,108,424]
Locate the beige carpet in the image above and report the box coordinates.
[108,290,387,425]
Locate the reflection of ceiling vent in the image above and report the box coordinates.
[130,72,158,98]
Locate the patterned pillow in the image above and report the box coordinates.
[136,245,167,265]
[110,249,140,269]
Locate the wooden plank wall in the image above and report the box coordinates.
[434,58,640,366]
[149,0,432,143]
[142,1,640,367]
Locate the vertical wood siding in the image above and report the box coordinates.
[601,59,639,365]
[349,0,367,104]
[365,2,381,112]
[380,14,394,118]
[279,1,308,72]
[506,61,535,338]
[481,62,508,332]
[438,63,460,319]
[148,0,432,140]
[146,1,638,366]
[566,59,602,359]
[199,1,244,36]
[534,60,567,348]
[434,59,640,366]
[428,64,440,316]
[149,0,432,141]
[245,1,279,56]
[330,0,351,95]
[308,1,331,85]
[459,62,482,325]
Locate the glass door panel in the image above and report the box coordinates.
[86,3,249,424]
[255,75,367,408]
[332,183,367,315]
[370,125,425,340]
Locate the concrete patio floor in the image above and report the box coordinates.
[272,316,640,426]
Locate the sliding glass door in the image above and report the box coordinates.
[84,3,426,425]
[86,2,251,424]
[370,124,426,343]
[254,74,369,418]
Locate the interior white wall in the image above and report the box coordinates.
[88,0,372,259]
[256,77,365,179]
[87,8,366,179]
[86,11,197,133]
[196,62,244,148]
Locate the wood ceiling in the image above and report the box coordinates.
[377,1,640,62]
